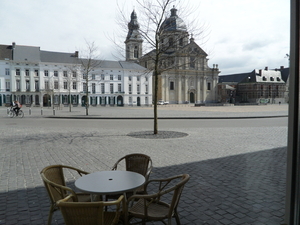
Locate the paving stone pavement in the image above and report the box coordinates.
[0,104,288,224]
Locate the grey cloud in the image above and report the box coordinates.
[242,40,272,51]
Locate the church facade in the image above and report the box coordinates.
[125,7,220,104]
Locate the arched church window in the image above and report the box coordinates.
[134,46,139,58]
[190,57,195,68]
[170,81,174,90]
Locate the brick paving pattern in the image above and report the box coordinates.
[0,104,288,224]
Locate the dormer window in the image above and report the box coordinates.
[276,77,281,81]
[262,76,267,81]
[270,77,274,81]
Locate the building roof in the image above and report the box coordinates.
[280,67,289,82]
[160,7,187,32]
[41,51,78,64]
[219,68,286,84]
[13,45,40,62]
[119,61,147,70]
[219,72,251,83]
[0,45,12,60]
[0,43,147,71]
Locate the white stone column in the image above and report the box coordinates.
[197,75,201,103]
[202,76,207,103]
[212,76,217,102]
[11,68,16,91]
[161,74,165,101]
[185,76,188,102]
[30,69,35,92]
[177,76,181,104]
[20,69,26,92]
[165,75,169,101]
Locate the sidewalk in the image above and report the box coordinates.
[1,104,289,119]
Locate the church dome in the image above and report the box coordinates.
[160,7,187,32]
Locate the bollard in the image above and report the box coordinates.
[41,107,43,115]
[29,108,31,115]
[53,109,55,116]
[7,108,9,115]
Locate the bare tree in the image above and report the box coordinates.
[78,41,102,115]
[117,0,207,134]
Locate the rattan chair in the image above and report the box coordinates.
[112,153,153,194]
[126,174,190,225]
[57,195,124,225]
[40,165,91,225]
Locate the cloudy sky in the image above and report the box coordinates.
[1,0,289,75]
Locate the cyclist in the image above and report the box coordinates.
[12,100,21,116]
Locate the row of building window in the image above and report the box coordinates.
[11,80,149,95]
[8,68,148,82]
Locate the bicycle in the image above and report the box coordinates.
[8,107,24,118]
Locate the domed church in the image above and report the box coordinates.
[125,6,220,104]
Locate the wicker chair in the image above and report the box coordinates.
[57,195,124,225]
[40,165,91,225]
[126,174,190,225]
[112,153,153,194]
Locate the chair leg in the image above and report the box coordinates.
[173,209,181,225]
[47,205,55,225]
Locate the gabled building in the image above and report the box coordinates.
[0,42,152,107]
[218,67,288,104]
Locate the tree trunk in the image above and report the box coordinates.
[86,76,89,116]
[69,93,71,112]
[154,71,159,134]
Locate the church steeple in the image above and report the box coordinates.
[125,10,143,61]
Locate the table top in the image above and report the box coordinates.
[75,170,146,195]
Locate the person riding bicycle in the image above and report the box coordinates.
[12,100,21,116]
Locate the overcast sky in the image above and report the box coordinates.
[1,0,289,75]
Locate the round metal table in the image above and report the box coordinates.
[75,170,145,195]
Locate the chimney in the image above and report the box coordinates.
[280,66,284,70]
[259,69,262,75]
[265,66,268,70]
[75,51,79,57]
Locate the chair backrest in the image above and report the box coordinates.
[113,153,153,180]
[40,165,88,203]
[166,174,190,217]
[41,165,68,204]
[57,195,124,225]
[146,174,190,217]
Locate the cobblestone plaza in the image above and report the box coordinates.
[0,104,288,224]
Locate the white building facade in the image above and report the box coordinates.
[0,43,152,107]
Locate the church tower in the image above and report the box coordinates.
[125,10,143,62]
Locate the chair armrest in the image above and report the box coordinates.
[57,194,74,204]
[143,174,187,196]
[62,165,90,176]
[111,157,125,170]
[41,174,79,201]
